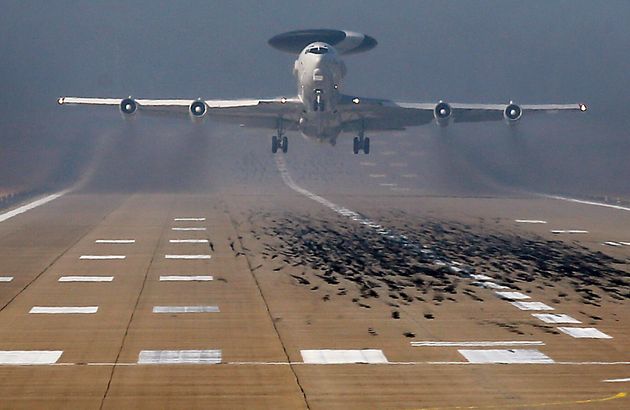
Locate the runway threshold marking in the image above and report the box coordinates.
[458,349,554,364]
[413,391,627,409]
[0,351,63,365]
[509,301,554,311]
[0,190,68,223]
[138,350,221,364]
[557,327,612,339]
[301,349,388,364]
[411,341,544,347]
[532,313,581,324]
[495,291,530,300]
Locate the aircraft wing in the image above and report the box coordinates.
[57,96,303,130]
[338,95,587,132]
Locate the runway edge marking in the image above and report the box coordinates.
[0,190,69,223]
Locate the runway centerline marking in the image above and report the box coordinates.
[94,239,135,244]
[159,275,213,281]
[169,239,209,243]
[515,219,547,224]
[80,255,126,260]
[411,341,544,347]
[550,229,589,234]
[29,306,98,314]
[0,190,69,223]
[603,378,630,383]
[173,217,206,221]
[152,306,219,313]
[58,276,114,282]
[164,254,211,259]
[0,276,14,282]
[172,227,206,231]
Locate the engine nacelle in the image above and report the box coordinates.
[189,100,207,120]
[119,98,137,116]
[433,101,452,126]
[503,103,522,123]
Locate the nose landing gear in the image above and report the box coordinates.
[353,135,370,154]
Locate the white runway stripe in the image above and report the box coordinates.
[0,276,14,282]
[172,227,206,231]
[411,341,544,347]
[459,349,554,364]
[515,220,547,224]
[0,190,68,223]
[495,291,531,300]
[30,306,98,314]
[545,194,630,212]
[95,239,135,244]
[153,306,219,313]
[469,274,493,281]
[557,327,612,339]
[550,229,589,234]
[603,241,623,247]
[509,301,554,311]
[138,350,221,364]
[301,349,388,364]
[58,276,113,282]
[169,239,209,244]
[532,313,581,324]
[379,183,397,187]
[159,275,213,282]
[164,255,211,260]
[369,174,386,178]
[473,281,509,290]
[80,255,126,260]
[603,378,630,383]
[173,218,206,221]
[0,351,63,365]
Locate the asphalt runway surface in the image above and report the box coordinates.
[0,125,628,409]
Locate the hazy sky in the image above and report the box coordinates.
[1,1,629,193]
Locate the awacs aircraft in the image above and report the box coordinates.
[58,29,587,154]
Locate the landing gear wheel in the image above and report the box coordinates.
[363,137,370,155]
[271,135,279,153]
[281,136,288,153]
[353,137,360,154]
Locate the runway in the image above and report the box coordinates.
[0,129,628,409]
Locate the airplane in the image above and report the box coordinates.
[58,29,587,155]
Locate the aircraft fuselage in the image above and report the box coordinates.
[294,42,347,143]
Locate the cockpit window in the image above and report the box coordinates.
[306,46,329,55]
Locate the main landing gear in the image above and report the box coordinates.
[271,118,288,154]
[353,134,370,154]
[271,135,288,154]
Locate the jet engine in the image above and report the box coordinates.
[189,100,208,120]
[433,101,452,126]
[503,103,522,123]
[119,98,137,116]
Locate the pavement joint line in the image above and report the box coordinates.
[0,190,69,223]
[98,198,176,410]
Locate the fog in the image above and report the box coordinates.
[1,0,629,197]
